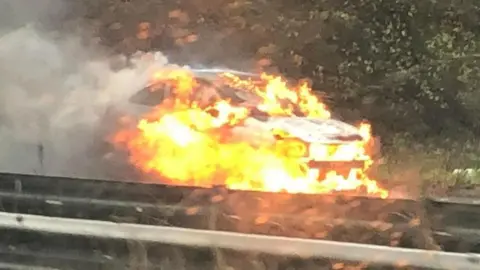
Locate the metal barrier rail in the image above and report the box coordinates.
[0,211,479,270]
[0,262,58,270]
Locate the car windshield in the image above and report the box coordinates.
[128,77,256,107]
[130,78,306,123]
[214,85,258,104]
[212,75,266,103]
[129,84,167,106]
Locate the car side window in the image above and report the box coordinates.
[129,83,169,106]
[215,86,248,105]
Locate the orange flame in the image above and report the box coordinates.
[113,69,388,198]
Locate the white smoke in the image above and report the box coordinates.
[0,23,169,179]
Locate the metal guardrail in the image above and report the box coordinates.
[2,172,480,268]
[0,211,479,270]
[0,262,57,270]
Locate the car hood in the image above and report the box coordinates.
[264,117,364,143]
[118,98,365,144]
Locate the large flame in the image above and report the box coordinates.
[113,69,388,198]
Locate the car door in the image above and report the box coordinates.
[95,83,171,143]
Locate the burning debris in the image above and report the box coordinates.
[112,68,388,198]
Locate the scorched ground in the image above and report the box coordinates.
[110,68,389,198]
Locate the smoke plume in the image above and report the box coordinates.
[0,1,169,179]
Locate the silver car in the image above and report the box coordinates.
[97,69,372,181]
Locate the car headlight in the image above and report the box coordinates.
[275,139,308,157]
[288,140,308,157]
[308,144,330,160]
[309,143,366,161]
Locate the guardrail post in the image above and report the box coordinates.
[37,142,44,175]
[208,189,228,270]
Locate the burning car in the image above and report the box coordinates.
[106,68,388,198]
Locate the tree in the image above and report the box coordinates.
[311,0,480,139]
[79,0,480,141]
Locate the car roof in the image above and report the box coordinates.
[189,68,256,75]
[134,68,260,103]
[139,68,259,92]
[188,68,259,79]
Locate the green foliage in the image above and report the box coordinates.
[78,0,480,139]
[379,133,480,188]
[319,0,480,138]
[78,0,480,186]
